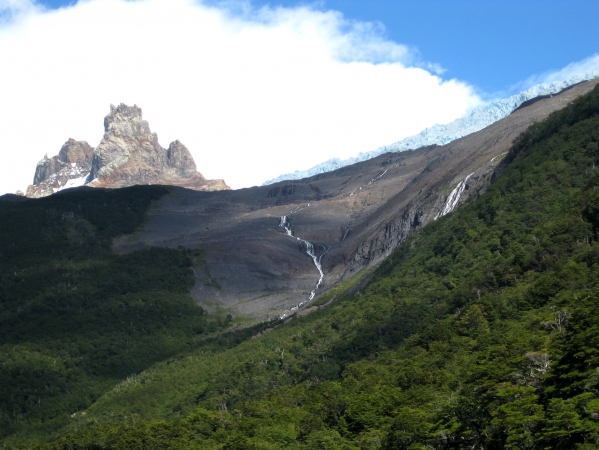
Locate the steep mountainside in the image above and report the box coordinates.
[115,77,599,320]
[25,104,229,198]
[10,70,599,449]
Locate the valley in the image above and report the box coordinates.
[2,77,599,449]
[4,0,599,448]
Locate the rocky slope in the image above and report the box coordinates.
[114,77,599,321]
[25,104,228,197]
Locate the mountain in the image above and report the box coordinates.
[25,104,229,198]
[264,68,599,185]
[3,71,599,449]
[113,77,599,321]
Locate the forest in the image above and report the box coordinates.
[1,84,599,448]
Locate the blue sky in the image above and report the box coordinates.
[1,0,598,194]
[37,0,599,95]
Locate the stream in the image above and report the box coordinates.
[279,211,328,319]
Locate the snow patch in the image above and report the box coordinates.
[56,174,89,192]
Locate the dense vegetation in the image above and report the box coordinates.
[0,186,236,446]
[2,84,599,448]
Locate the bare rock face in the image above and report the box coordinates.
[88,104,166,187]
[166,140,198,179]
[26,139,94,198]
[25,104,229,197]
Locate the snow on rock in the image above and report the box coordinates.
[57,174,90,192]
[263,69,599,185]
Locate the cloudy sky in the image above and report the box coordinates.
[1,0,598,194]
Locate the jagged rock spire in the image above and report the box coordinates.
[26,104,229,197]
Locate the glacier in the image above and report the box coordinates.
[263,69,599,186]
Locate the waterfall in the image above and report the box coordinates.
[348,169,389,197]
[279,211,328,318]
[303,241,326,301]
[435,172,474,220]
[368,169,388,185]
[280,216,293,236]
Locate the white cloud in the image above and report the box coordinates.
[0,0,40,24]
[0,0,482,193]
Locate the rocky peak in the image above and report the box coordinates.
[88,103,163,184]
[88,104,215,189]
[103,103,153,139]
[25,104,229,197]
